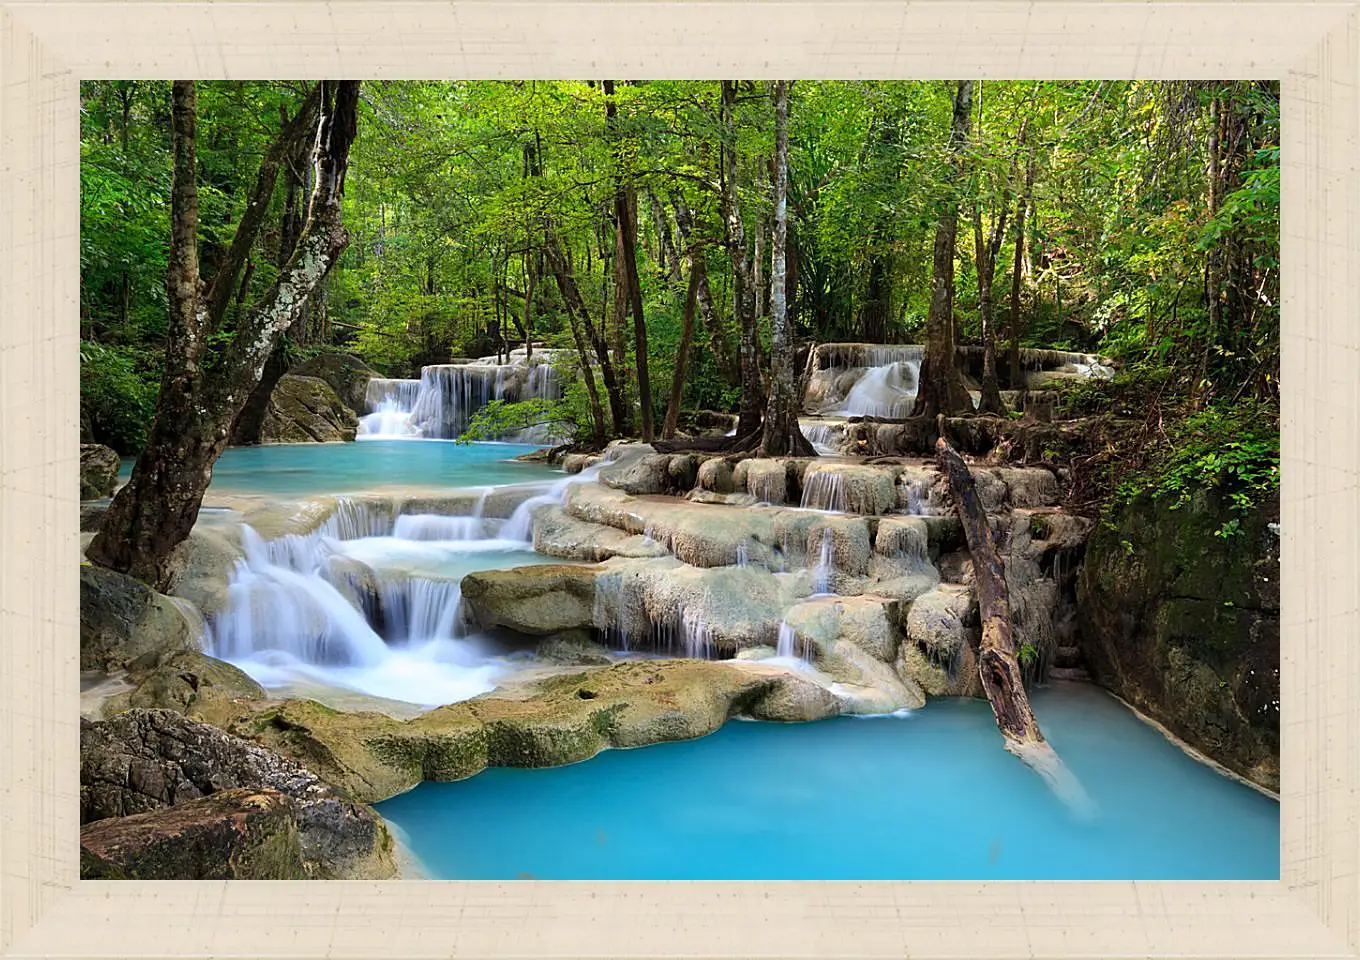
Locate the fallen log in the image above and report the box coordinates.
[935,433,1094,814]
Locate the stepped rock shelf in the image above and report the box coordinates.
[79,347,1277,880]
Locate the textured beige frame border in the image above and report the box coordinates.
[0,1,1355,957]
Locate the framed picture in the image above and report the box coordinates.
[3,1,1355,957]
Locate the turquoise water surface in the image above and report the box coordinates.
[377,682,1279,880]
[118,439,556,496]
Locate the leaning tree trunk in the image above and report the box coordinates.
[759,80,815,458]
[936,433,1093,811]
[88,80,360,590]
[912,80,974,419]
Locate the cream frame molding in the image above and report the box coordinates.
[1,2,1356,957]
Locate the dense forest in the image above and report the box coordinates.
[81,79,1280,568]
[77,81,1285,880]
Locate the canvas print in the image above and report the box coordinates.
[78,79,1280,881]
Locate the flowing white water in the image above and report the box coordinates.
[800,468,847,512]
[829,360,920,419]
[501,463,606,543]
[207,497,535,707]
[360,351,565,442]
[811,530,836,596]
[358,379,423,438]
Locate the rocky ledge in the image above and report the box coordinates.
[81,709,395,879]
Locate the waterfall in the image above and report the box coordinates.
[206,491,522,707]
[358,379,422,439]
[830,361,919,419]
[501,463,606,543]
[401,352,565,441]
[810,530,836,596]
[680,607,714,660]
[376,576,466,643]
[733,542,749,567]
[800,468,847,512]
[904,478,932,516]
[213,526,393,667]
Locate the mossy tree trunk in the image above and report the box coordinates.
[912,80,974,419]
[88,80,360,591]
[759,80,815,458]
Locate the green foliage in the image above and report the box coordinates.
[1017,642,1039,667]
[79,340,159,453]
[457,397,578,445]
[1105,401,1279,537]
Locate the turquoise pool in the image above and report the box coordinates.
[117,439,557,496]
[376,681,1279,880]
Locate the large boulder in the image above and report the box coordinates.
[80,443,121,500]
[289,352,378,415]
[460,564,600,636]
[259,375,359,443]
[80,788,308,880]
[81,709,395,879]
[1078,487,1280,793]
[80,564,197,672]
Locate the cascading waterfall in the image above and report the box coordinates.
[830,361,920,419]
[773,619,813,666]
[359,350,564,442]
[206,490,542,706]
[358,379,423,438]
[501,463,606,543]
[800,469,847,512]
[811,530,836,596]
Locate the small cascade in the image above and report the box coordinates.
[501,462,606,543]
[904,478,933,516]
[376,576,465,643]
[810,530,836,596]
[402,349,565,441]
[213,526,393,667]
[803,343,1114,418]
[733,542,749,568]
[831,361,919,418]
[772,618,814,668]
[800,469,847,512]
[592,569,628,651]
[358,379,422,438]
[679,607,714,660]
[799,419,844,456]
[392,514,487,542]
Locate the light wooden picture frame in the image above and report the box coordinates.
[1,1,1355,957]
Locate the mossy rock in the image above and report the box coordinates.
[259,375,358,443]
[1077,486,1280,792]
[80,788,308,880]
[80,564,197,673]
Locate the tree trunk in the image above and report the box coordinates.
[662,255,702,439]
[1007,147,1034,392]
[673,191,738,385]
[759,81,815,458]
[912,80,975,419]
[859,246,891,344]
[721,80,764,440]
[89,80,361,590]
[972,194,1010,416]
[544,230,621,440]
[619,189,653,440]
[936,435,1043,746]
